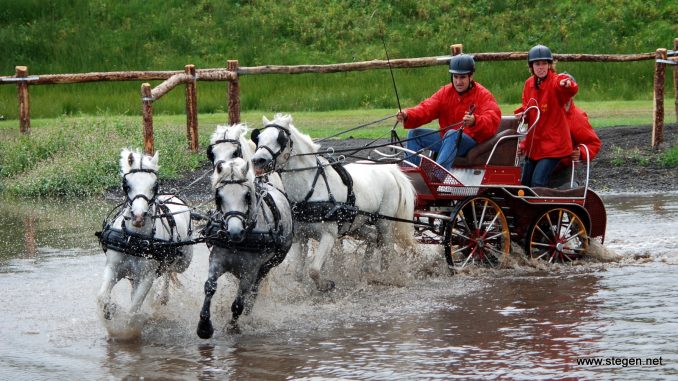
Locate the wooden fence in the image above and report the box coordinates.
[2,39,677,153]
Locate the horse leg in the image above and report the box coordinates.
[289,240,306,283]
[373,221,390,271]
[228,269,258,334]
[361,230,379,273]
[197,252,227,339]
[97,253,123,320]
[128,269,156,314]
[308,231,337,292]
[154,273,170,306]
[242,257,277,317]
[196,272,219,339]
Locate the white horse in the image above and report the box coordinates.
[251,113,416,292]
[197,158,294,337]
[96,149,193,322]
[207,123,284,189]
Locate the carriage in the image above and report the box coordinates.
[96,114,607,337]
[393,116,606,268]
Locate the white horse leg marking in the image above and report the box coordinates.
[155,273,170,306]
[286,241,303,282]
[128,268,157,314]
[97,252,125,319]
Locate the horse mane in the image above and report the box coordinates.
[119,148,159,175]
[210,157,254,189]
[268,113,320,153]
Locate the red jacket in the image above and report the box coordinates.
[403,82,501,144]
[561,102,602,166]
[514,71,578,160]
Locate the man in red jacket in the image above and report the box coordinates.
[514,44,578,187]
[396,54,501,169]
[550,100,602,188]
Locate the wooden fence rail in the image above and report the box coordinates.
[2,43,676,154]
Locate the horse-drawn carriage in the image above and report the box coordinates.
[395,116,606,268]
[95,113,607,337]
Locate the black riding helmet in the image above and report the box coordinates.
[528,45,553,63]
[449,54,475,74]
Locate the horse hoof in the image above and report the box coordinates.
[197,320,214,339]
[103,303,118,320]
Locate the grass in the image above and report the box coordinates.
[0,1,675,118]
[0,99,676,198]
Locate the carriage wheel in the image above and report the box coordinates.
[445,197,511,269]
[527,208,589,263]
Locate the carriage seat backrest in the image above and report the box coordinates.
[453,116,520,167]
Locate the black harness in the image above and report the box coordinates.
[290,157,364,227]
[253,123,420,231]
[96,199,193,264]
[202,180,292,256]
[96,167,194,264]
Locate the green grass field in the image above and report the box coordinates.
[0,0,676,197]
[1,99,675,198]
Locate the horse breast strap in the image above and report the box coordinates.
[293,158,358,225]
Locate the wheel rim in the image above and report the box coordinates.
[447,197,511,268]
[528,208,589,263]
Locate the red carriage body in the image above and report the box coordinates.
[397,116,607,268]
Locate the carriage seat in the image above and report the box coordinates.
[453,115,519,167]
[453,116,520,167]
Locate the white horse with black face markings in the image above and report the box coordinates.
[197,157,294,337]
[250,113,416,292]
[96,149,193,325]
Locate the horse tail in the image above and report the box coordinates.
[387,166,416,249]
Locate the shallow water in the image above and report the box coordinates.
[0,193,677,380]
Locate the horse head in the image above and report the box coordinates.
[251,113,299,173]
[212,157,256,242]
[120,148,160,228]
[207,123,255,166]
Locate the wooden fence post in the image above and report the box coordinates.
[185,64,199,152]
[227,60,240,124]
[450,44,463,56]
[652,48,667,149]
[674,38,678,124]
[141,83,154,155]
[16,66,30,135]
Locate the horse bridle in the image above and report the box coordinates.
[122,168,159,206]
[213,176,255,240]
[251,124,293,170]
[206,138,243,164]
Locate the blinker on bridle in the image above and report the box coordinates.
[251,124,293,167]
[207,138,243,164]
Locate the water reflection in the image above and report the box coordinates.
[19,215,36,257]
[0,197,111,263]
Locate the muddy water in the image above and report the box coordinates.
[0,193,677,380]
